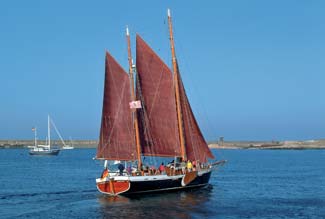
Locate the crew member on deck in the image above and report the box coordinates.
[126,165,132,174]
[159,162,165,174]
[181,160,186,174]
[192,160,197,171]
[187,160,193,172]
[118,163,125,176]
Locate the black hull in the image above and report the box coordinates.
[124,171,212,196]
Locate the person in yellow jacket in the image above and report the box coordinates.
[187,160,193,172]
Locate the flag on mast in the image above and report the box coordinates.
[129,100,142,109]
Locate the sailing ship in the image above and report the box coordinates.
[29,115,60,156]
[95,9,225,196]
[49,119,74,150]
[62,137,74,150]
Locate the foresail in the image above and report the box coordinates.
[96,52,136,160]
[176,64,215,162]
[136,35,181,157]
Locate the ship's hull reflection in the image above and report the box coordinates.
[97,185,214,219]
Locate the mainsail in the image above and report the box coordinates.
[96,52,136,160]
[166,8,214,163]
[136,35,181,157]
[176,66,215,162]
[96,35,214,162]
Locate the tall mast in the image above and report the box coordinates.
[126,26,142,169]
[48,114,51,148]
[34,127,37,147]
[168,9,186,160]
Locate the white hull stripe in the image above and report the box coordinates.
[96,169,211,183]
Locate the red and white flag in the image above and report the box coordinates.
[129,100,142,109]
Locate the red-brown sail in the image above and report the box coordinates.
[96,52,136,160]
[136,35,181,157]
[176,65,215,163]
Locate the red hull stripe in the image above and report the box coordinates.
[97,180,130,195]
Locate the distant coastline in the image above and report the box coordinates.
[0,140,97,149]
[1,139,325,149]
[208,139,325,150]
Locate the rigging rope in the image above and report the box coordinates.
[50,118,66,146]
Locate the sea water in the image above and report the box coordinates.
[0,149,324,219]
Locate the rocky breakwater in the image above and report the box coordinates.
[209,139,325,149]
[0,140,98,148]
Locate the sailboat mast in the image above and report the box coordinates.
[167,9,186,160]
[34,128,37,147]
[126,26,142,169]
[48,115,51,147]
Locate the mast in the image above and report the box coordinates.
[34,127,37,147]
[126,26,142,169]
[48,114,51,148]
[168,9,186,160]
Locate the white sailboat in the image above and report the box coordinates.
[49,119,74,150]
[62,137,75,150]
[29,115,60,156]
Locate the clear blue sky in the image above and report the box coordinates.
[0,0,324,141]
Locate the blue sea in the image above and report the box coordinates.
[0,149,324,219]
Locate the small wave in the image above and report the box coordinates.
[0,189,97,200]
